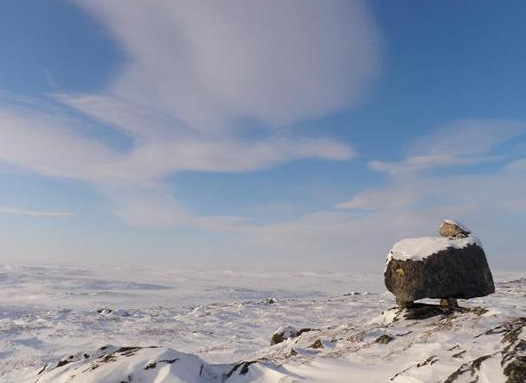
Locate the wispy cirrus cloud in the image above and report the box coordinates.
[65,0,379,132]
[0,206,75,218]
[369,119,525,176]
[339,119,526,210]
[0,0,379,226]
[0,101,354,226]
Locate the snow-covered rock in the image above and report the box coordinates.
[270,325,312,345]
[440,218,471,238]
[385,223,494,307]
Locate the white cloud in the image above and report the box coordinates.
[408,119,525,157]
[339,119,526,211]
[366,119,526,176]
[336,179,430,210]
[0,106,117,181]
[368,154,463,176]
[0,101,354,226]
[0,1,379,226]
[0,206,75,218]
[68,0,379,130]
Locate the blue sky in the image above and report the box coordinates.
[0,0,525,271]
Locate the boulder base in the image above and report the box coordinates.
[384,243,495,306]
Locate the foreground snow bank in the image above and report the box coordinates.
[36,346,217,383]
[1,266,523,383]
[36,344,291,383]
[37,302,526,383]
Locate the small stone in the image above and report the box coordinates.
[439,219,471,238]
[308,340,324,349]
[270,326,299,345]
[440,298,458,307]
[471,307,488,316]
[396,298,414,308]
[375,334,394,344]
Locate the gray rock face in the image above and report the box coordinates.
[385,243,495,307]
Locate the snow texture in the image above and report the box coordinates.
[0,265,524,383]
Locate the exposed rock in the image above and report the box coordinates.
[390,356,439,380]
[440,219,471,238]
[504,357,526,383]
[270,326,298,345]
[440,318,525,383]
[225,360,258,378]
[270,326,313,345]
[385,230,495,307]
[440,298,458,307]
[270,326,299,345]
[471,306,489,316]
[374,334,394,344]
[396,298,414,308]
[96,308,113,315]
[395,303,469,321]
[500,318,526,383]
[443,354,493,383]
[308,339,324,349]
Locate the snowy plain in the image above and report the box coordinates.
[0,264,524,382]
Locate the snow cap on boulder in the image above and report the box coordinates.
[384,220,495,308]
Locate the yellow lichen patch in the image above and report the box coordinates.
[395,268,405,277]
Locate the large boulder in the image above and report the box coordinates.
[384,232,495,308]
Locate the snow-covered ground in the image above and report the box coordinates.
[0,264,524,382]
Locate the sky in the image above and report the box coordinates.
[0,0,525,271]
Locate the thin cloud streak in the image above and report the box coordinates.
[339,119,526,210]
[0,206,75,218]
